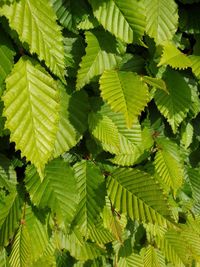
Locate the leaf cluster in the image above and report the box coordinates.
[0,0,200,266]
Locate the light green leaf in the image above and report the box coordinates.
[89,220,114,245]
[77,15,99,30]
[2,57,60,176]
[100,70,149,128]
[142,76,168,93]
[180,122,193,149]
[0,248,8,267]
[144,245,166,267]
[154,69,192,133]
[0,191,21,247]
[118,253,144,267]
[53,86,88,158]
[56,229,104,261]
[102,199,126,243]
[144,0,178,45]
[89,112,120,154]
[25,205,50,263]
[157,229,191,266]
[154,138,184,194]
[73,160,106,237]
[158,42,191,69]
[0,0,65,79]
[89,0,146,44]
[189,55,200,79]
[89,101,144,166]
[107,168,171,226]
[188,168,200,209]
[25,158,79,228]
[76,30,121,90]
[9,225,31,267]
[32,238,56,267]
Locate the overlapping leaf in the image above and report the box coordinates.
[157,229,191,266]
[89,0,146,44]
[144,245,166,267]
[51,0,90,33]
[76,30,122,90]
[107,168,171,226]
[118,253,144,267]
[100,70,149,128]
[0,0,65,79]
[57,229,104,261]
[0,30,15,92]
[2,57,60,176]
[24,206,50,263]
[89,101,144,166]
[189,55,200,79]
[9,225,31,267]
[158,42,191,69]
[25,158,79,227]
[53,86,88,157]
[154,138,184,194]
[144,0,178,44]
[73,160,106,236]
[0,191,21,247]
[154,69,192,133]
[0,154,17,192]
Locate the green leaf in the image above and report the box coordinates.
[51,0,90,33]
[0,29,15,93]
[180,122,193,149]
[0,248,8,267]
[76,30,122,90]
[89,101,144,166]
[0,0,65,79]
[144,245,166,267]
[144,0,178,45]
[72,160,106,237]
[9,225,31,267]
[24,205,50,263]
[119,54,145,73]
[188,168,200,205]
[32,238,56,267]
[142,76,168,93]
[2,57,60,176]
[0,154,17,192]
[118,253,144,267]
[0,191,21,247]
[157,229,191,266]
[189,55,200,79]
[89,0,146,44]
[154,138,184,194]
[89,112,120,154]
[158,42,191,69]
[102,199,127,243]
[25,158,79,228]
[154,69,192,133]
[89,220,114,245]
[107,168,171,226]
[64,35,85,78]
[53,86,89,158]
[56,229,104,261]
[100,70,149,128]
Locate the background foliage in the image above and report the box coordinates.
[0,0,200,266]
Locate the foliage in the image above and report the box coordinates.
[0,0,200,266]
